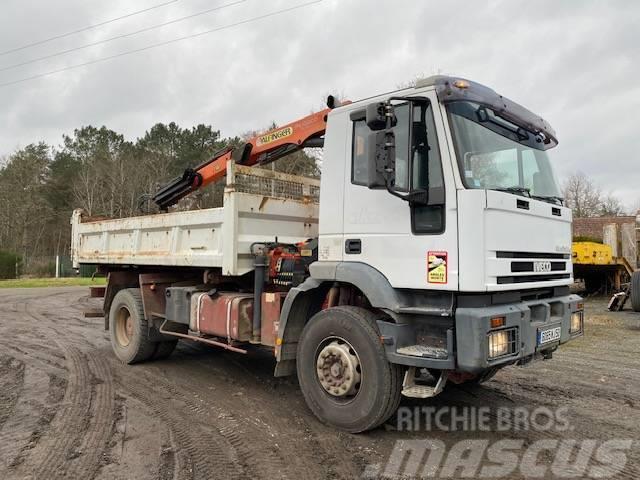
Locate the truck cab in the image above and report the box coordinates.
[72,75,583,433]
[278,76,583,428]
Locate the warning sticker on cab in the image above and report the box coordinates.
[256,126,293,146]
[427,251,448,284]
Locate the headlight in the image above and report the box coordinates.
[570,311,583,334]
[488,328,517,359]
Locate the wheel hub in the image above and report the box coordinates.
[115,307,133,347]
[125,316,133,338]
[316,340,361,397]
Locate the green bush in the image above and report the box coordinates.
[22,258,56,277]
[0,251,21,279]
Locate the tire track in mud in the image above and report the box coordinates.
[64,354,115,480]
[115,369,240,480]
[4,292,215,479]
[4,297,116,480]
[25,346,112,480]
[0,364,49,472]
[14,345,90,479]
[502,371,639,407]
[449,382,640,480]
[160,376,290,480]
[384,378,640,480]
[0,341,67,377]
[113,339,299,479]
[0,356,25,432]
[553,351,640,381]
[164,346,369,479]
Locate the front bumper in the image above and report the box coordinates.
[455,294,583,373]
[377,293,583,372]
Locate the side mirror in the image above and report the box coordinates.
[366,102,396,131]
[366,130,396,188]
[362,96,431,205]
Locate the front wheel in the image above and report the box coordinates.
[296,306,403,433]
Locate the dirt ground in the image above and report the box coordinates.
[0,287,638,479]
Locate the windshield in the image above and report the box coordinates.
[447,101,562,202]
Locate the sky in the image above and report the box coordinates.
[0,0,638,209]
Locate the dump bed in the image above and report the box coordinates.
[71,162,319,276]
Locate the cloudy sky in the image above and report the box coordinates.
[0,0,638,208]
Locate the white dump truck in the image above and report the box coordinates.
[71,75,584,432]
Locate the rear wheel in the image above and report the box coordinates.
[631,271,640,312]
[109,288,156,364]
[296,306,403,433]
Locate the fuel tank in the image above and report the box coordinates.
[190,292,254,341]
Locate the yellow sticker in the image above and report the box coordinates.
[427,251,448,284]
[256,126,293,146]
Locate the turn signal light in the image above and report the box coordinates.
[490,316,506,329]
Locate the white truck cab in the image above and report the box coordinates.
[318,76,571,291]
[286,75,583,413]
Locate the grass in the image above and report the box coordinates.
[0,277,107,288]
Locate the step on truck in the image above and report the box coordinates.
[71,75,584,432]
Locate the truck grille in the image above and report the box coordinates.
[511,261,566,272]
[497,273,571,284]
[497,251,570,259]
[494,251,571,285]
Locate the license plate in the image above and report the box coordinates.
[538,325,561,345]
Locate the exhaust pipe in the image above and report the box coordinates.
[251,245,268,343]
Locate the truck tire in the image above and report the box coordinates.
[632,271,640,312]
[296,306,403,433]
[152,340,178,360]
[109,288,157,364]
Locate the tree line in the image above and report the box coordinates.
[562,172,628,218]
[0,122,318,272]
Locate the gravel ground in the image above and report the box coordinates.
[0,288,638,479]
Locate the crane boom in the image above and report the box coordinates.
[153,98,348,210]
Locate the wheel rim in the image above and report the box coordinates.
[114,306,133,347]
[315,337,362,401]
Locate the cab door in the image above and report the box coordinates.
[341,91,459,291]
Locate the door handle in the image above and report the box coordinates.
[345,239,361,254]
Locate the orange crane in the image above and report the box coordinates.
[153,96,349,209]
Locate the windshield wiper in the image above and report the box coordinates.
[492,186,531,198]
[531,194,564,206]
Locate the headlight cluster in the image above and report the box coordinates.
[488,328,518,359]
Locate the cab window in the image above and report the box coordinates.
[351,100,445,234]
